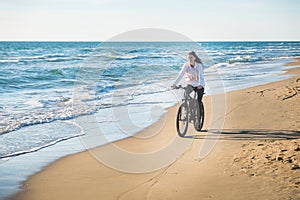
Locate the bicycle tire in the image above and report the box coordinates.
[194,101,205,131]
[176,103,189,137]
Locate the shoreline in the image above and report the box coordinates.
[8,58,300,199]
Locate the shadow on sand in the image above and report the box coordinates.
[183,129,300,140]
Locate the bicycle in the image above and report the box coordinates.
[174,85,205,137]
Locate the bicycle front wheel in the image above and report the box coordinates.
[176,103,189,137]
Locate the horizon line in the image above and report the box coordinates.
[0,40,300,42]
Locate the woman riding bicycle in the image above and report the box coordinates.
[171,51,205,106]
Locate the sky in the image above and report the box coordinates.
[0,0,299,41]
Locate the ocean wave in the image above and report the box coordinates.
[128,48,152,53]
[96,84,115,94]
[206,62,233,72]
[80,47,95,52]
[116,54,174,60]
[0,121,84,159]
[39,97,72,107]
[45,57,81,62]
[0,133,82,159]
[91,53,175,60]
[0,107,76,135]
[226,56,268,64]
[0,76,173,137]
[76,54,89,58]
[1,54,83,64]
[8,68,77,85]
[19,53,66,61]
[0,59,20,63]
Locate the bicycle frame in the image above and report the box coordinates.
[177,85,198,121]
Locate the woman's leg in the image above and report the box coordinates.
[192,87,204,130]
[193,87,204,106]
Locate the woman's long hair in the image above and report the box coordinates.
[188,51,203,65]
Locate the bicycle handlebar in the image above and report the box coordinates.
[173,85,206,95]
[173,85,185,90]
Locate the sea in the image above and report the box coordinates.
[0,41,300,199]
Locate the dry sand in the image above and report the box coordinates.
[11,59,300,200]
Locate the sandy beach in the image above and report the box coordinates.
[11,59,300,200]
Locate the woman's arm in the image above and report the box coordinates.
[198,63,205,88]
[173,64,186,86]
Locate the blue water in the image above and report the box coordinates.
[1,41,300,157]
[0,41,300,199]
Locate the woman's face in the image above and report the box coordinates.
[188,54,196,64]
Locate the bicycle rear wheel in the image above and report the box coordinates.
[176,103,189,137]
[194,101,204,131]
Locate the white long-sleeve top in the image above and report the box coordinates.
[173,62,205,87]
